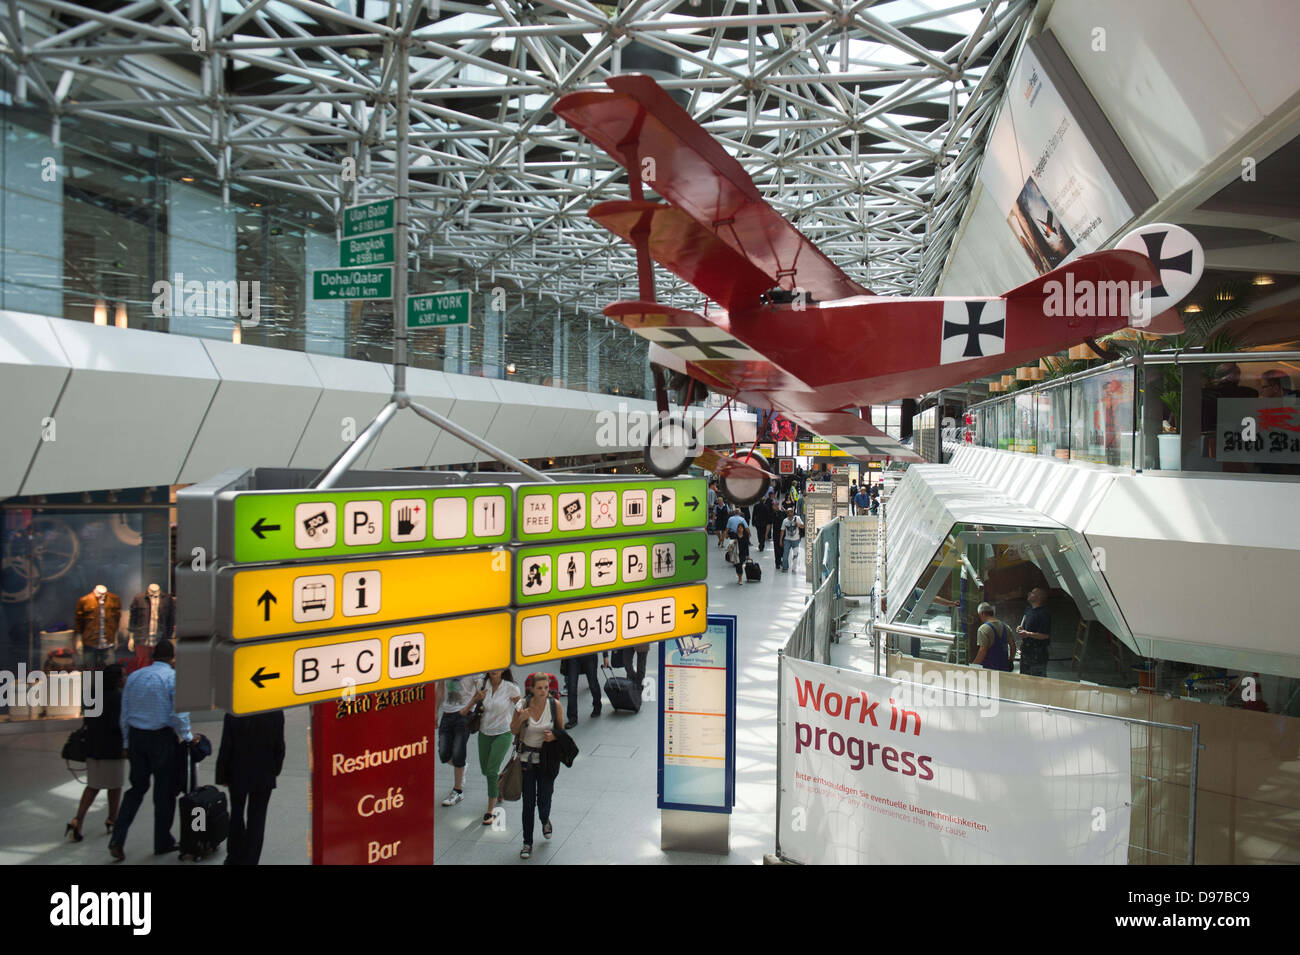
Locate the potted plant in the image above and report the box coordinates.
[1112,279,1253,470]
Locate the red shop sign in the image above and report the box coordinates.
[310,684,437,865]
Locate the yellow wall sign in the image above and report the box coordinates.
[221,613,512,714]
[513,583,708,665]
[798,441,849,457]
[221,550,509,641]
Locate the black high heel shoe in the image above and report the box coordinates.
[65,821,83,843]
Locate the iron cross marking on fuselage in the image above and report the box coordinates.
[943,301,1005,358]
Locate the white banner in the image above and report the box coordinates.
[778,658,1131,864]
[979,45,1134,272]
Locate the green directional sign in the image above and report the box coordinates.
[340,231,394,267]
[407,290,471,329]
[227,486,512,563]
[515,531,707,606]
[515,478,707,541]
[341,198,394,238]
[312,267,392,300]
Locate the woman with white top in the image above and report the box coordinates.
[509,673,566,860]
[471,668,521,826]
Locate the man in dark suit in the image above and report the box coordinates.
[215,710,286,865]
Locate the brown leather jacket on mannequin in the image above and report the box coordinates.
[74,591,122,649]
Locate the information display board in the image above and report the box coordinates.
[657,614,736,813]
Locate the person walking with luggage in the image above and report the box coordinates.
[215,709,285,865]
[778,506,804,573]
[972,603,1016,671]
[108,641,196,861]
[66,664,126,842]
[510,673,567,860]
[436,676,476,806]
[563,653,601,728]
[472,668,521,825]
[726,507,751,584]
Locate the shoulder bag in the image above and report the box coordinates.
[497,726,524,802]
[61,723,88,763]
[465,676,487,734]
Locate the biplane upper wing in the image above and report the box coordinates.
[555,75,871,307]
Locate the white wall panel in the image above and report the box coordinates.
[361,366,449,469]
[548,391,599,457]
[510,382,567,458]
[1048,0,1261,197]
[1190,0,1300,117]
[289,353,392,469]
[177,341,322,483]
[431,374,503,466]
[939,186,1035,297]
[0,312,70,497]
[23,320,219,494]
[482,379,546,459]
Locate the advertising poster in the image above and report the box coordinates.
[979,44,1134,271]
[658,615,736,812]
[778,658,1132,864]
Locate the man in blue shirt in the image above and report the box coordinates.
[109,640,196,860]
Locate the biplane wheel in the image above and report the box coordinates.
[644,415,698,477]
[720,451,771,507]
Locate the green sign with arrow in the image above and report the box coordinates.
[311,267,392,300]
[516,478,707,541]
[514,531,707,606]
[340,198,394,238]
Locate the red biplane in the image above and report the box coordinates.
[555,75,1203,504]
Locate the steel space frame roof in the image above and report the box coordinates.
[0,0,1035,312]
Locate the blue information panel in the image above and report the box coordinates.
[657,614,736,813]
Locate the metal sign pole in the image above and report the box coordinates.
[393,33,409,395]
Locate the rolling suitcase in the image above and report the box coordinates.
[601,666,642,713]
[744,558,762,582]
[178,744,229,861]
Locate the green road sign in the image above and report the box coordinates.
[340,231,394,267]
[228,487,512,563]
[516,478,707,541]
[515,531,707,605]
[341,198,394,238]
[407,290,471,328]
[311,267,392,300]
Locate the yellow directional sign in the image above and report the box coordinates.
[220,613,512,714]
[221,550,509,641]
[513,583,707,666]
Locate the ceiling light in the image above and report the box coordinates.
[1183,303,1201,313]
[505,362,517,374]
[1253,274,1274,286]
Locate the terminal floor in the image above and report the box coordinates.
[0,537,811,866]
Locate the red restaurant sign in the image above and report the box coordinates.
[310,684,437,865]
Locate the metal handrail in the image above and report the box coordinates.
[968,349,1300,415]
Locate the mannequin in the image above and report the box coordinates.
[129,584,176,667]
[75,585,122,668]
